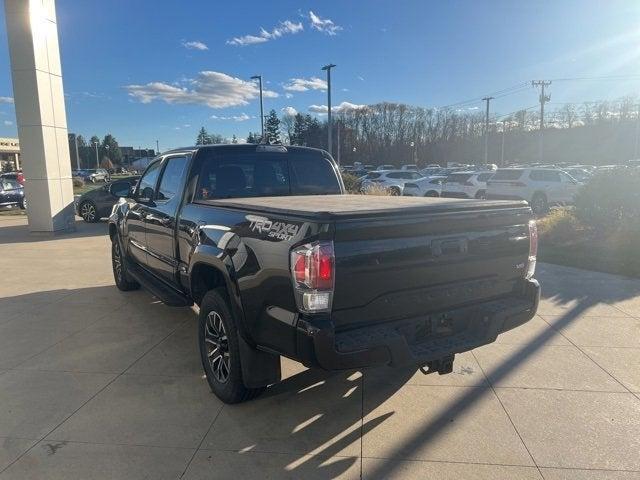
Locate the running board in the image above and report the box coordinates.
[126,261,192,307]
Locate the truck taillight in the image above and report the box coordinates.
[291,241,335,312]
[526,220,538,279]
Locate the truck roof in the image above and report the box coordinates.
[205,194,528,220]
[162,143,328,156]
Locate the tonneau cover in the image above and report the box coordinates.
[201,194,528,219]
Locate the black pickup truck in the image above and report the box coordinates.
[108,144,540,403]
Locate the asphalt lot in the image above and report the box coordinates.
[0,216,639,479]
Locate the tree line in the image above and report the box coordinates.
[231,96,640,167]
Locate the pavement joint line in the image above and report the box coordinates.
[179,403,225,478]
[471,350,543,478]
[13,438,197,451]
[359,456,640,473]
[359,371,364,479]
[537,316,635,395]
[0,313,191,475]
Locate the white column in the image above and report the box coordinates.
[4,0,74,233]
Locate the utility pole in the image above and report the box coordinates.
[93,141,99,168]
[500,121,506,167]
[634,103,640,159]
[322,64,336,157]
[532,80,552,163]
[482,97,493,165]
[251,75,264,140]
[336,121,341,166]
[156,140,159,154]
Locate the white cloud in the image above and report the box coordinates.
[0,97,14,104]
[357,76,365,81]
[308,101,367,114]
[211,113,252,122]
[182,40,209,51]
[283,77,327,92]
[227,20,303,46]
[281,106,298,116]
[3,120,13,126]
[125,71,278,109]
[285,93,294,99]
[309,11,342,36]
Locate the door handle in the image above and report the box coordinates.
[145,213,172,226]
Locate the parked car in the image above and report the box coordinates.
[0,177,26,209]
[486,168,581,214]
[376,164,396,171]
[361,169,424,195]
[76,168,111,183]
[403,175,447,197]
[562,168,591,183]
[401,164,419,171]
[76,176,139,222]
[1,171,25,185]
[109,143,540,404]
[441,171,494,199]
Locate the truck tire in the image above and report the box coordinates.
[199,289,265,404]
[530,193,548,215]
[425,190,439,197]
[388,186,401,196]
[475,190,486,199]
[111,237,140,291]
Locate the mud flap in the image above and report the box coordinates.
[420,354,455,375]
[238,335,281,388]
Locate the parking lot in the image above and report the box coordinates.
[0,215,639,479]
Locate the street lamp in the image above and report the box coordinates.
[250,75,264,141]
[322,64,336,157]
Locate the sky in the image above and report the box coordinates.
[0,0,639,150]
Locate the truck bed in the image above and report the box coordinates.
[202,194,528,219]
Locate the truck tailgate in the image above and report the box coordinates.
[331,203,532,330]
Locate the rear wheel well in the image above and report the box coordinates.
[191,263,227,306]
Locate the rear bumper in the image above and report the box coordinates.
[296,278,540,370]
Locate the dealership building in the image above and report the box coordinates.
[0,136,20,170]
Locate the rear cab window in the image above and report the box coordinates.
[193,147,342,200]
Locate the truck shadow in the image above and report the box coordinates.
[1,261,638,479]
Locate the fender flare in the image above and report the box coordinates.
[188,246,251,342]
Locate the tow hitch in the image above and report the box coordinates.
[420,354,455,375]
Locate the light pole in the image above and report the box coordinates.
[500,121,506,166]
[251,75,264,140]
[156,140,159,154]
[93,141,99,168]
[410,141,416,164]
[322,64,336,157]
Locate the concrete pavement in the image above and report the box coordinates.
[1,215,639,479]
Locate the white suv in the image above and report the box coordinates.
[486,168,581,214]
[441,171,494,199]
[403,176,447,197]
[361,170,424,195]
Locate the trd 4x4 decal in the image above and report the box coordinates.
[246,215,300,241]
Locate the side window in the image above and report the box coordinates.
[156,156,189,202]
[136,161,162,202]
[478,173,493,182]
[387,172,402,179]
[547,171,561,182]
[110,181,131,198]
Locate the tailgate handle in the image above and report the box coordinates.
[432,237,468,257]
